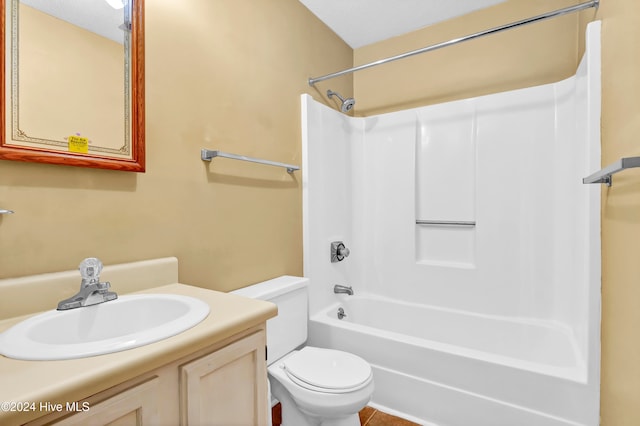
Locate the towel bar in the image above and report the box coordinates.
[201,149,299,174]
[583,156,640,186]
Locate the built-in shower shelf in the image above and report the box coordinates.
[583,156,640,186]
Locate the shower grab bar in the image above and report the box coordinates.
[416,220,476,227]
[201,149,300,174]
[582,156,640,187]
[308,0,599,85]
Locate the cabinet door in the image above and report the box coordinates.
[180,331,268,426]
[54,377,160,425]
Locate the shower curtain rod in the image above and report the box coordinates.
[308,0,599,86]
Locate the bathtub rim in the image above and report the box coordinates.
[310,293,588,384]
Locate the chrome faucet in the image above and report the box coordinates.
[333,284,354,295]
[57,258,118,310]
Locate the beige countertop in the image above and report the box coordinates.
[0,283,277,425]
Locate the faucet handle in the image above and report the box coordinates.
[337,245,350,258]
[331,241,351,263]
[79,258,103,283]
[96,281,111,292]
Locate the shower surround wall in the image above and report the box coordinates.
[303,22,600,426]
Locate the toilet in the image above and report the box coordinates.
[232,276,374,426]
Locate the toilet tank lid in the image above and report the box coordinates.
[231,275,309,301]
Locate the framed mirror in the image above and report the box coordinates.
[0,0,144,172]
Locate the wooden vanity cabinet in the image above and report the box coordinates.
[50,378,161,426]
[180,330,268,425]
[27,326,268,426]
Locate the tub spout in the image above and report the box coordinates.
[334,284,354,295]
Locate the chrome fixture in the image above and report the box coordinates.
[57,258,118,310]
[331,241,351,263]
[337,307,347,320]
[201,149,300,174]
[334,284,354,296]
[327,90,355,113]
[416,220,476,227]
[308,0,599,85]
[583,156,640,187]
[0,209,14,215]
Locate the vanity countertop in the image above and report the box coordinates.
[0,283,277,425]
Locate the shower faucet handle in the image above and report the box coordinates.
[331,241,350,263]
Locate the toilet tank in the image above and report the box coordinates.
[231,276,309,364]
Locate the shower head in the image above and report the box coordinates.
[327,90,355,113]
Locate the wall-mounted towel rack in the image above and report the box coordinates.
[582,156,640,186]
[201,149,300,174]
[416,220,476,227]
[0,209,14,215]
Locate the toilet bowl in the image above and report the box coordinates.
[270,347,374,426]
[231,276,374,426]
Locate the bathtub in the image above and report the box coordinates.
[308,294,598,426]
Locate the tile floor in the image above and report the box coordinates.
[359,406,421,426]
[272,404,420,426]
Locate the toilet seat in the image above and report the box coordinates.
[282,347,373,394]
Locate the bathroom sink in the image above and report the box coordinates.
[0,294,210,361]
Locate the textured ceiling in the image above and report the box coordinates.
[21,0,508,49]
[298,0,507,48]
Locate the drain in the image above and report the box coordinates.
[337,307,347,320]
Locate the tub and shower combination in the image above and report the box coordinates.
[302,21,601,426]
[310,294,593,425]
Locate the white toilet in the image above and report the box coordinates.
[232,276,374,426]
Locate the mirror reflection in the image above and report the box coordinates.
[12,0,129,156]
[1,0,145,171]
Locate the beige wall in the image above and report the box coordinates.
[0,0,352,291]
[597,0,640,424]
[2,0,639,422]
[352,0,587,115]
[352,0,640,423]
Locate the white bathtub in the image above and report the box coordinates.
[308,294,598,426]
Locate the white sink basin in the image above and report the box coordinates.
[0,294,210,361]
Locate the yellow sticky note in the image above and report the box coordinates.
[68,135,89,154]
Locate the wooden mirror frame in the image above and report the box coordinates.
[0,0,145,172]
